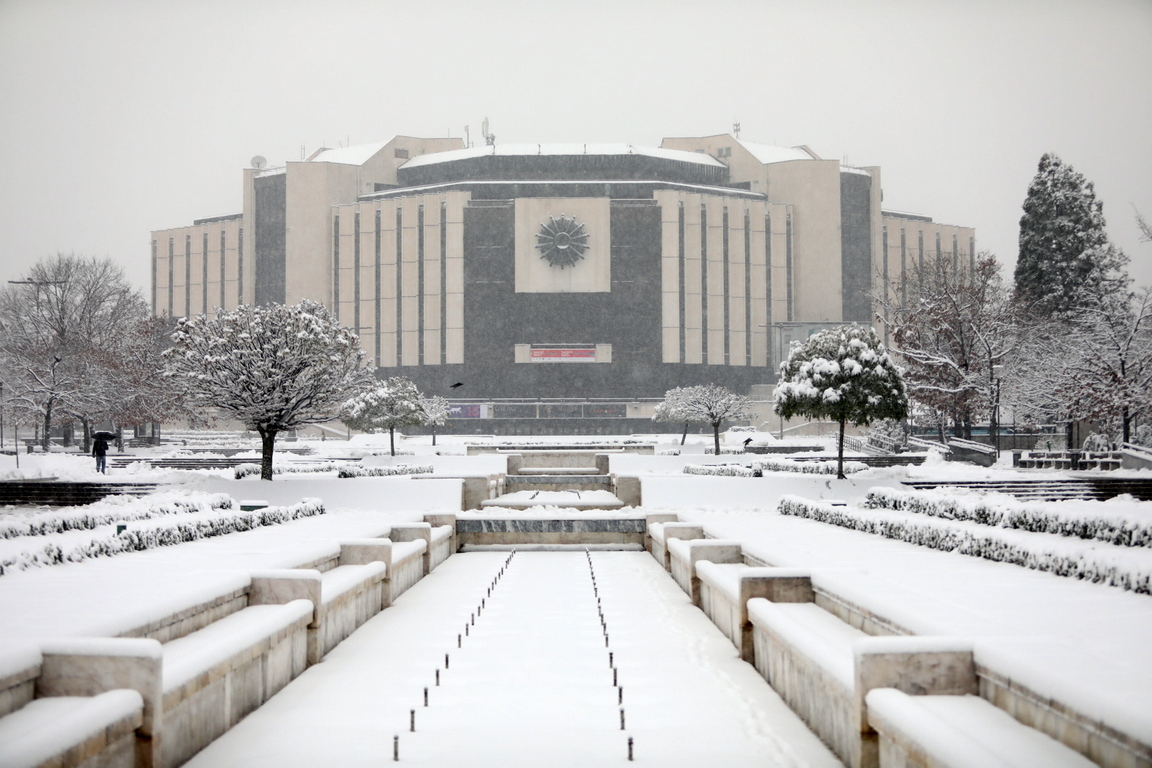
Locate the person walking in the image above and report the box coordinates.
[92,433,110,474]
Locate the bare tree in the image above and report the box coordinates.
[876,253,1017,443]
[0,254,148,449]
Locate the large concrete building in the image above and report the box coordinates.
[151,133,973,432]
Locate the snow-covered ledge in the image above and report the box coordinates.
[666,538,742,605]
[650,522,705,571]
[697,564,813,661]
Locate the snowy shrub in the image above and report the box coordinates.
[0,493,236,540]
[779,496,1152,595]
[754,457,867,476]
[683,464,758,478]
[0,498,324,577]
[337,464,434,478]
[233,461,350,479]
[865,488,1152,547]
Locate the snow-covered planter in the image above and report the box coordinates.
[683,464,758,477]
[754,457,867,475]
[0,492,235,539]
[779,496,1152,595]
[0,498,325,577]
[233,461,349,479]
[865,488,1152,547]
[337,464,434,478]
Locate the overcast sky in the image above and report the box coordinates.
[1,0,1149,295]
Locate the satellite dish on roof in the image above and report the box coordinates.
[251,155,267,170]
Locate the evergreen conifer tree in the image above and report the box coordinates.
[1015,153,1126,316]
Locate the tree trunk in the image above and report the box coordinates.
[259,427,276,481]
[42,398,54,451]
[432,428,437,447]
[389,426,396,457]
[81,417,91,454]
[1123,406,1131,445]
[837,415,847,480]
[680,422,688,446]
[712,420,722,456]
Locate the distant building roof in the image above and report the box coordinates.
[401,143,725,170]
[734,140,822,164]
[307,142,389,165]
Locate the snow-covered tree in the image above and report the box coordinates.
[164,300,372,479]
[341,377,425,456]
[878,254,1017,441]
[1015,153,1128,317]
[774,325,908,479]
[419,395,450,446]
[1011,286,1152,445]
[652,388,694,445]
[655,384,753,455]
[0,254,149,449]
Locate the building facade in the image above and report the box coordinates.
[151,134,973,431]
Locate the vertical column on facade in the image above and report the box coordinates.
[899,228,907,307]
[200,232,209,316]
[400,197,421,367]
[881,225,890,345]
[338,214,357,325]
[726,206,747,367]
[656,191,681,364]
[353,211,362,334]
[167,237,175,317]
[237,227,245,307]
[681,195,703,364]
[150,239,159,316]
[377,204,398,368]
[747,204,768,369]
[218,230,227,314]
[706,199,728,365]
[372,207,382,367]
[443,191,466,365]
[183,234,192,319]
[784,212,794,322]
[969,236,976,274]
[358,208,376,353]
[332,214,341,320]
[421,197,443,366]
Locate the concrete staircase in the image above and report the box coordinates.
[0,481,159,507]
[484,451,628,510]
[903,477,1152,501]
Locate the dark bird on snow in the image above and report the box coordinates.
[449,382,464,389]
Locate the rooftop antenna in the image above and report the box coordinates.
[465,125,471,148]
[482,117,495,146]
[733,120,741,139]
[250,155,267,170]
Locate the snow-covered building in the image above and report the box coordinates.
[150,134,973,431]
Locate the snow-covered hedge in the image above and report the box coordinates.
[683,464,758,477]
[337,464,434,478]
[0,498,325,577]
[754,457,868,475]
[778,495,1152,595]
[0,493,236,539]
[233,461,350,479]
[865,488,1152,548]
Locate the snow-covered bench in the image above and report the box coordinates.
[0,689,144,768]
[647,521,701,571]
[160,599,312,767]
[696,563,813,662]
[666,537,742,605]
[750,600,980,768]
[865,688,1098,768]
[388,523,453,577]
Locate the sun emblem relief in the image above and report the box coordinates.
[535,215,590,269]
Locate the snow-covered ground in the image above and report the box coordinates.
[1,429,1150,758]
[183,551,841,768]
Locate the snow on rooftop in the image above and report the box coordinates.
[735,140,821,164]
[307,142,389,166]
[401,143,725,170]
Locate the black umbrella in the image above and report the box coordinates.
[93,431,116,440]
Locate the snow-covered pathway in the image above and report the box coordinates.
[184,552,840,767]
